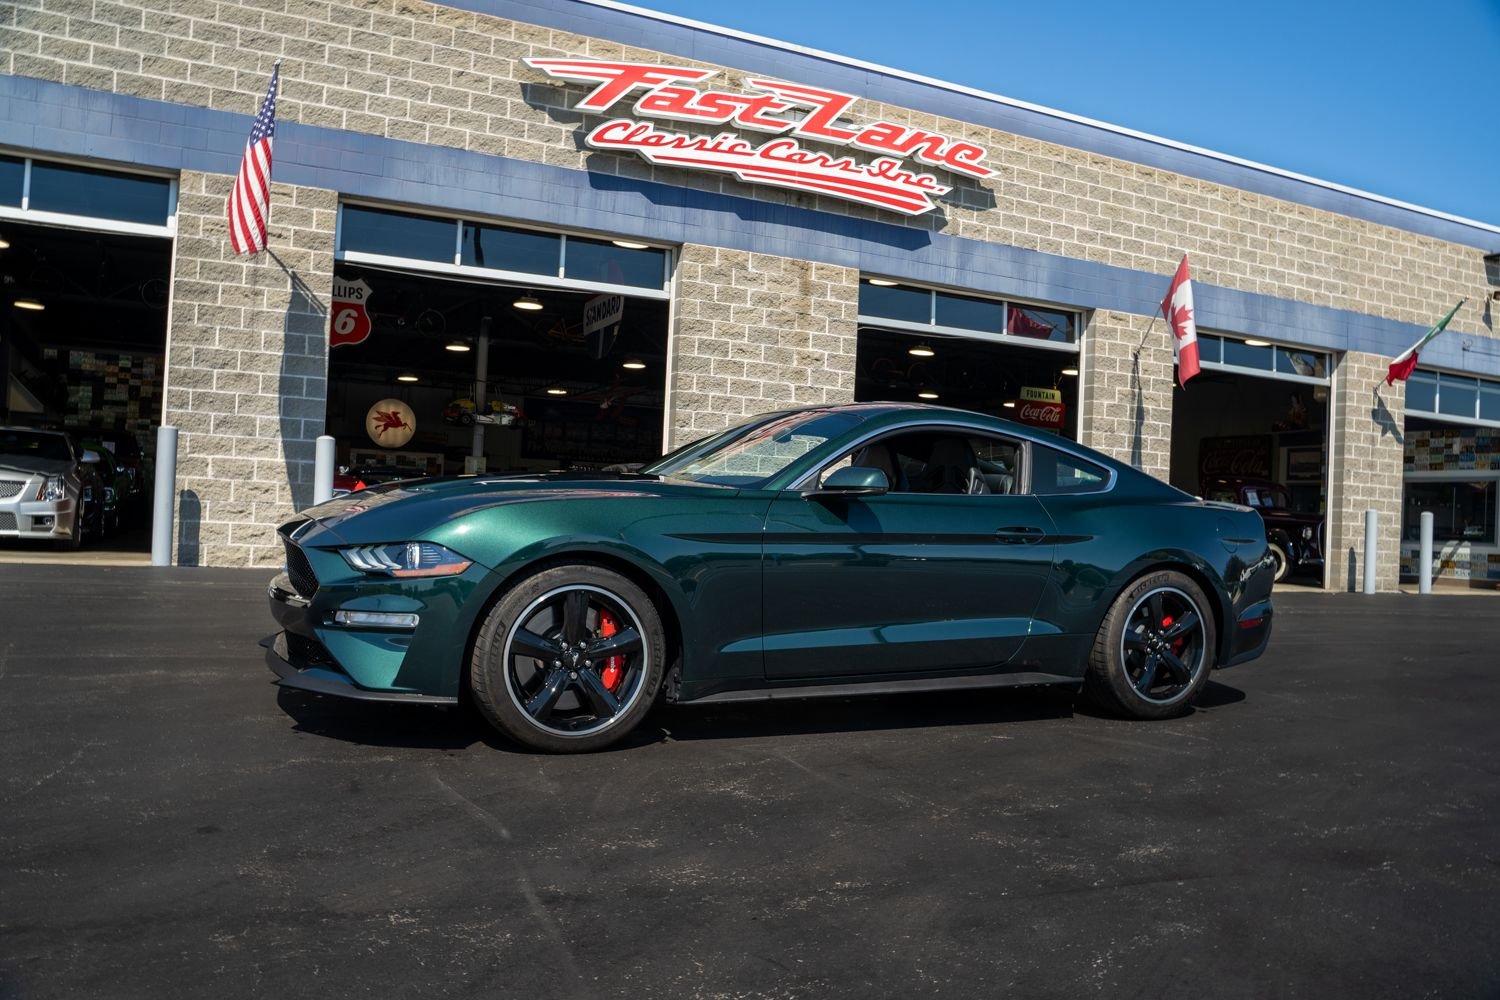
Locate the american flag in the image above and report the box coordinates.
[227,65,279,256]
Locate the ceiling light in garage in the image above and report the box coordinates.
[917,390,939,400]
[13,297,44,311]
[908,342,935,357]
[0,235,10,249]
[513,294,543,311]
[546,385,568,395]
[396,372,419,383]
[1244,338,1271,347]
[445,339,471,352]
[621,358,646,370]
[1061,367,1079,377]
[1002,400,1016,408]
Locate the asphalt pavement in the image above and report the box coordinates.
[2,564,1498,999]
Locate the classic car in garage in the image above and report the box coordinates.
[265,403,1275,752]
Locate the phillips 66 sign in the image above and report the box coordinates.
[330,276,373,348]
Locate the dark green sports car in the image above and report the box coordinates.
[266,403,1274,752]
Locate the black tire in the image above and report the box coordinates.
[1082,570,1218,720]
[1268,542,1290,584]
[470,564,665,753]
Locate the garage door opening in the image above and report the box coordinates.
[1169,335,1331,588]
[329,205,672,481]
[1,218,171,561]
[856,278,1080,436]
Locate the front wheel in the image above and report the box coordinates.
[470,565,665,753]
[1082,570,1217,720]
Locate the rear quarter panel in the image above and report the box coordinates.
[1032,490,1272,666]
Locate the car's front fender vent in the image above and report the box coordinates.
[283,541,319,599]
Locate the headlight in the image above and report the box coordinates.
[1301,526,1313,540]
[36,477,66,502]
[340,542,472,578]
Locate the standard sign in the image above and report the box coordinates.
[583,293,625,335]
[526,59,996,217]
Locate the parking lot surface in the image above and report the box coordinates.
[2,564,1498,999]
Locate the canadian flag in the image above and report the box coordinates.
[1160,255,1201,388]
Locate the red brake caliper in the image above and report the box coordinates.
[1161,614,1185,655]
[598,611,625,692]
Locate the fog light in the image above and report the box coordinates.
[333,610,420,629]
[35,515,53,528]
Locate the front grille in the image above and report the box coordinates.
[0,480,25,499]
[284,540,319,599]
[0,512,16,531]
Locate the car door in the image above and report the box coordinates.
[760,430,1056,681]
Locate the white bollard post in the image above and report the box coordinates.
[1362,509,1378,595]
[1419,511,1434,595]
[313,434,336,505]
[150,425,178,567]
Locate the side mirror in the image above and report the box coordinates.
[81,450,101,464]
[807,465,889,499]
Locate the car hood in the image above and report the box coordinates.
[284,471,735,547]
[0,454,71,477]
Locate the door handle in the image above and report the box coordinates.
[994,525,1046,544]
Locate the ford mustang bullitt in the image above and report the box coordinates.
[265,403,1274,752]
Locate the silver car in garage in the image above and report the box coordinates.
[0,428,98,549]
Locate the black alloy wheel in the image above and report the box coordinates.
[471,565,665,753]
[1083,570,1217,719]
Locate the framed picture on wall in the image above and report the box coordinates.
[1284,446,1323,481]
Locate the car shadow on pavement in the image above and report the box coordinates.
[275,681,1247,754]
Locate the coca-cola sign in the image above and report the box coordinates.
[1017,400,1066,429]
[525,59,996,216]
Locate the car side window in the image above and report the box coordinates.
[1030,446,1109,495]
[821,432,1021,496]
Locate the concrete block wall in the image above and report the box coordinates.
[1076,311,1175,481]
[1326,351,1407,591]
[163,171,335,567]
[667,246,858,450]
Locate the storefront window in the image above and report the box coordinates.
[1481,384,1500,423]
[1406,371,1438,413]
[1221,338,1275,371]
[1006,305,1073,342]
[461,222,559,275]
[0,155,22,207]
[341,205,455,262]
[934,291,1002,334]
[859,282,930,324]
[1438,377,1478,419]
[564,237,668,289]
[27,161,172,225]
[1402,480,1497,544]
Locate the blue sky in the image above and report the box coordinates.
[624,0,1500,227]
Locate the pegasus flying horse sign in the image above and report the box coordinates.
[526,59,996,216]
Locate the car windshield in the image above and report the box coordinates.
[641,410,865,486]
[1242,486,1290,510]
[0,430,71,462]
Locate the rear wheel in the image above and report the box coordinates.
[470,565,665,753]
[1083,570,1217,719]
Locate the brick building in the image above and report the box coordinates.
[2,0,1498,587]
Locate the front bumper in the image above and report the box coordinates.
[0,487,77,541]
[264,547,491,703]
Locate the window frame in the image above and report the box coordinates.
[1400,470,1500,546]
[0,151,177,237]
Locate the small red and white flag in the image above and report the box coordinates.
[1160,255,1201,388]
[1386,300,1465,385]
[227,64,279,256]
